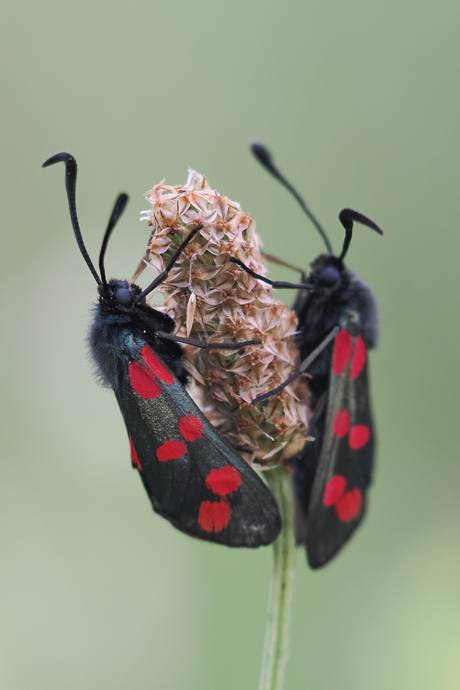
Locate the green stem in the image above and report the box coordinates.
[258,467,296,690]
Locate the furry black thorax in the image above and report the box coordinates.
[88,279,188,391]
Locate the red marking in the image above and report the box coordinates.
[178,415,204,442]
[142,345,174,384]
[332,329,353,375]
[349,425,371,449]
[205,466,242,497]
[198,500,231,532]
[323,475,347,507]
[335,489,363,522]
[129,436,142,471]
[156,440,186,462]
[332,409,350,438]
[350,336,366,379]
[129,361,161,399]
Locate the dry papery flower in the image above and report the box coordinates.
[139,170,310,467]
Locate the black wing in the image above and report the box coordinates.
[116,341,281,547]
[305,327,374,567]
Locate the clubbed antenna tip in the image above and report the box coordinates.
[250,141,333,254]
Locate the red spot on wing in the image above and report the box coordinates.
[323,475,347,507]
[141,345,174,384]
[335,489,363,522]
[350,336,366,379]
[332,409,350,438]
[178,415,204,441]
[198,500,231,532]
[205,466,242,497]
[129,436,142,471]
[349,425,371,449]
[129,361,161,399]
[332,329,353,375]
[156,440,187,462]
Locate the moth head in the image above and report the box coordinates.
[310,255,344,291]
[98,280,143,309]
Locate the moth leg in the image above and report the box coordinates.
[308,390,328,428]
[260,252,307,281]
[157,331,262,350]
[252,327,340,404]
[229,257,312,290]
[227,441,254,454]
[136,224,204,301]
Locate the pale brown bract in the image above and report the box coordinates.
[140,170,310,465]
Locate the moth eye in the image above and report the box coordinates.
[115,287,133,307]
[318,266,340,286]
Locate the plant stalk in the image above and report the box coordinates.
[258,467,296,690]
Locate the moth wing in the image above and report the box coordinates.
[116,343,281,547]
[305,331,374,568]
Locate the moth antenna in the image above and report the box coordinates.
[135,224,204,302]
[42,152,102,285]
[251,142,333,254]
[98,193,130,286]
[338,209,383,261]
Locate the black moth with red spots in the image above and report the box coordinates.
[291,265,378,568]
[247,143,383,567]
[43,152,281,547]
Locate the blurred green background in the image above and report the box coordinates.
[2,0,460,688]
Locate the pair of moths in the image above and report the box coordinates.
[43,147,382,567]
